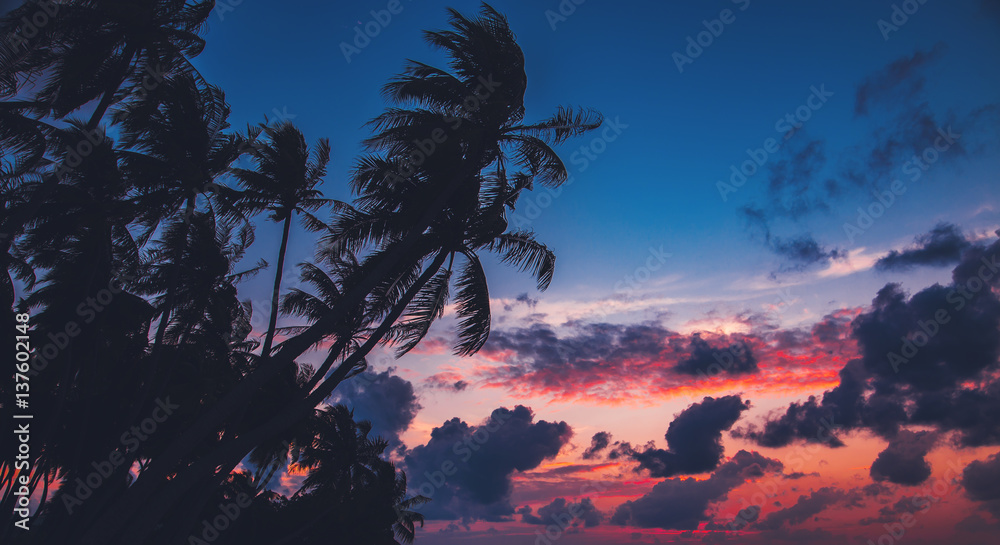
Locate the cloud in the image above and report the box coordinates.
[631,395,750,478]
[861,482,893,498]
[403,405,572,522]
[741,206,845,273]
[870,430,938,485]
[503,292,539,312]
[855,44,947,116]
[519,497,602,528]
[765,138,831,218]
[610,450,783,530]
[477,318,849,404]
[771,235,846,270]
[875,223,971,271]
[756,487,847,530]
[673,334,758,376]
[425,371,469,392]
[731,359,863,448]
[582,431,612,460]
[961,453,1000,502]
[330,368,421,453]
[859,496,925,525]
[739,232,1000,454]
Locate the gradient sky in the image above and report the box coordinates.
[193,1,1000,543]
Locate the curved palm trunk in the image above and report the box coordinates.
[93,251,450,545]
[261,214,292,356]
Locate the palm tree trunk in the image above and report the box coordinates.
[260,214,292,356]
[94,251,450,545]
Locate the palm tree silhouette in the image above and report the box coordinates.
[231,121,332,357]
[1,0,215,128]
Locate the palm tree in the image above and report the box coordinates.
[270,405,423,545]
[115,72,245,360]
[0,122,152,538]
[0,1,215,309]
[231,122,332,357]
[0,0,215,129]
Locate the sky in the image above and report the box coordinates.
[193,1,1000,543]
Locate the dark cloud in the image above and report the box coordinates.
[741,206,844,273]
[673,334,758,376]
[503,292,539,312]
[403,405,572,522]
[519,497,602,528]
[837,43,982,196]
[732,359,863,448]
[765,139,830,218]
[783,472,820,480]
[611,450,783,530]
[810,310,854,345]
[861,482,893,498]
[756,487,847,530]
[607,441,636,461]
[631,396,750,478]
[855,44,946,117]
[332,368,421,453]
[870,430,938,485]
[740,233,1000,450]
[481,321,765,398]
[725,505,760,530]
[859,496,925,525]
[961,453,1000,503]
[483,322,668,386]
[875,223,971,271]
[955,513,1000,534]
[582,431,612,460]
[425,373,469,392]
[771,235,845,269]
